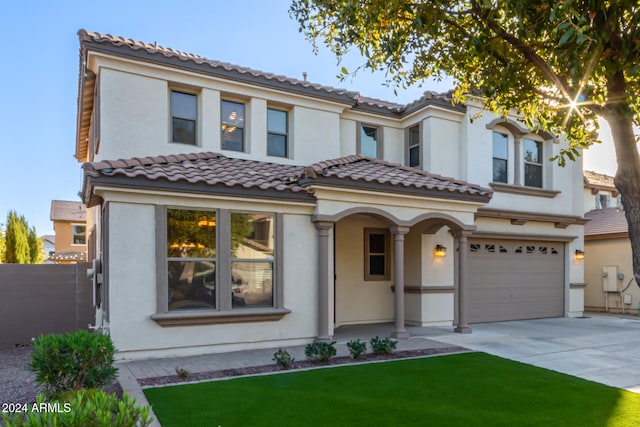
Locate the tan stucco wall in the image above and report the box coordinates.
[104,197,318,359]
[584,238,639,314]
[53,221,86,254]
[335,215,394,326]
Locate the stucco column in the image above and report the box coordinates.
[454,231,472,333]
[513,136,522,186]
[391,226,410,339]
[314,221,334,342]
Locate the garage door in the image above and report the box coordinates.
[468,239,564,323]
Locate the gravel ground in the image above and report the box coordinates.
[0,346,40,405]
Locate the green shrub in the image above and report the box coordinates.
[273,348,295,368]
[29,330,117,398]
[369,336,397,355]
[304,341,337,363]
[347,339,367,359]
[2,389,153,427]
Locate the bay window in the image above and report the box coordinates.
[154,207,286,325]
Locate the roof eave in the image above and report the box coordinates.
[79,36,359,107]
[84,174,316,206]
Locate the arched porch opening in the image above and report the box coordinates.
[314,209,475,342]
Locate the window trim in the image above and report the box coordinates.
[221,99,246,152]
[267,107,289,158]
[364,228,390,281]
[357,122,383,159]
[154,206,287,326]
[406,124,421,168]
[523,138,543,188]
[71,223,87,246]
[169,89,198,146]
[492,131,509,184]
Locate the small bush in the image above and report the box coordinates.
[29,330,117,398]
[304,341,337,363]
[370,336,397,355]
[347,339,367,359]
[1,389,153,427]
[273,348,295,368]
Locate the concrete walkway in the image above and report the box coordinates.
[418,314,640,393]
[117,313,640,426]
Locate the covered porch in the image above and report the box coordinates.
[296,156,493,341]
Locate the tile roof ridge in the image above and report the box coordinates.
[86,151,226,169]
[366,157,491,192]
[356,95,405,113]
[304,155,367,178]
[78,29,360,101]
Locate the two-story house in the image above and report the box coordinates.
[76,30,586,359]
[49,200,87,264]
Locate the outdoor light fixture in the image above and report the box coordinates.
[434,244,447,258]
[575,249,585,261]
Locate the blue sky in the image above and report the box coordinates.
[0,0,616,236]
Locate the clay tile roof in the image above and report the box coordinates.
[50,251,87,262]
[83,152,492,206]
[50,200,86,222]
[584,208,628,237]
[77,29,359,103]
[584,170,616,188]
[302,155,492,199]
[77,30,462,117]
[83,152,310,206]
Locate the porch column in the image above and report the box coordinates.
[314,221,334,342]
[454,230,472,333]
[391,226,410,339]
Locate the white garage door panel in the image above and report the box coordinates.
[468,240,564,323]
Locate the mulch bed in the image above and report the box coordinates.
[139,346,467,387]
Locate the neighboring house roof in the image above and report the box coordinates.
[41,235,55,245]
[584,208,628,240]
[82,152,493,207]
[584,170,618,196]
[50,200,86,222]
[50,251,87,262]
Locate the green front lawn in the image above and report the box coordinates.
[144,352,640,427]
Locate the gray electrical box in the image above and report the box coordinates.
[603,266,618,292]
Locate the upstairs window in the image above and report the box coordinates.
[267,108,288,157]
[359,124,382,158]
[492,132,508,183]
[523,138,543,188]
[72,225,87,245]
[596,193,611,209]
[221,100,245,152]
[171,91,197,145]
[408,125,421,168]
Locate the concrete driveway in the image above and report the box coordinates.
[417,314,640,393]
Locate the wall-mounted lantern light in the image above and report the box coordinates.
[575,249,585,261]
[434,244,447,258]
